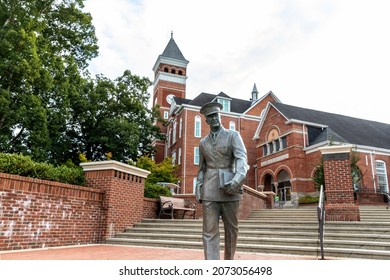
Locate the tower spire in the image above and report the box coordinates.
[251,83,259,104]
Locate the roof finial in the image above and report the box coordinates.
[171,31,173,39]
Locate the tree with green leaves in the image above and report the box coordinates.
[136,155,179,185]
[0,0,163,164]
[63,70,162,163]
[0,0,98,161]
[135,155,180,199]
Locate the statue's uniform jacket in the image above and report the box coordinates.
[196,127,248,201]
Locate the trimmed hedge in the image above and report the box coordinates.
[298,195,319,204]
[0,153,85,186]
[144,182,172,199]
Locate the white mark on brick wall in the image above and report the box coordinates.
[36,228,41,240]
[0,192,6,217]
[4,221,14,237]
[109,222,115,238]
[44,221,51,231]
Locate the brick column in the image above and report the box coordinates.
[320,145,360,221]
[80,161,150,240]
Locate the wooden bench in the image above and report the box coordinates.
[158,196,196,219]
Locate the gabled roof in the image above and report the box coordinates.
[272,102,390,150]
[177,92,253,114]
[160,35,188,62]
[173,96,192,106]
[244,90,281,114]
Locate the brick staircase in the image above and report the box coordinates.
[106,205,390,259]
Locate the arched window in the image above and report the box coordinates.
[171,69,176,74]
[376,160,389,193]
[178,70,183,75]
[194,115,201,137]
[164,67,169,72]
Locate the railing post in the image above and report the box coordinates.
[317,185,325,260]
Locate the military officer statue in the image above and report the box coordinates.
[196,101,249,260]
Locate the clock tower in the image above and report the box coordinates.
[152,33,189,162]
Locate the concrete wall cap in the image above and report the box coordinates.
[319,145,353,155]
[80,160,151,178]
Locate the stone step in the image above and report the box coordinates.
[122,227,390,242]
[107,207,390,259]
[106,238,390,260]
[135,220,390,231]
[113,232,390,251]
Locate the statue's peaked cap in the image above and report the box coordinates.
[200,102,223,116]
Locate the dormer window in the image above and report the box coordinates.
[217,98,231,112]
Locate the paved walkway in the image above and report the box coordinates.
[0,244,318,260]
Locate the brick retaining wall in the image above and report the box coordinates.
[0,161,269,252]
[0,173,104,251]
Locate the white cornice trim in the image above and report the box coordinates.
[152,56,189,72]
[153,72,187,86]
[285,119,328,128]
[80,161,151,178]
[174,104,263,121]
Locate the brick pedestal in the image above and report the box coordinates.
[320,145,360,221]
[81,161,150,240]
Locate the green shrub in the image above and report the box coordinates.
[144,182,172,199]
[0,153,85,186]
[298,195,319,204]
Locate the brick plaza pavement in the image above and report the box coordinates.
[0,244,318,260]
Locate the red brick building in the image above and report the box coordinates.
[152,35,279,194]
[152,35,390,205]
[254,102,390,206]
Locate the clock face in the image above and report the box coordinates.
[166,94,175,104]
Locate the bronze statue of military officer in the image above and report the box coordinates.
[196,101,249,260]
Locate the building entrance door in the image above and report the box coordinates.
[278,187,291,204]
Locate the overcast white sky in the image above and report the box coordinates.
[84,0,390,124]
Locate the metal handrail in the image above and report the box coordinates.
[317,185,325,260]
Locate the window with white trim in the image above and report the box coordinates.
[193,178,198,194]
[171,150,176,165]
[167,128,171,146]
[172,120,177,144]
[262,136,287,156]
[194,147,200,165]
[217,98,231,112]
[179,118,182,138]
[229,121,236,130]
[195,115,201,138]
[376,160,389,193]
[178,148,182,165]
